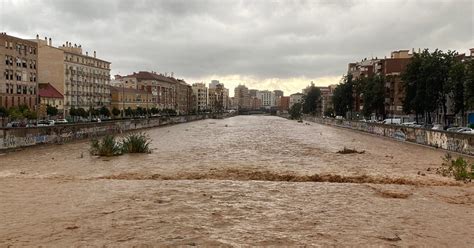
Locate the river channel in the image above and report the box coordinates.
[0,115,473,246]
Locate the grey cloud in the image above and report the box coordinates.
[1,0,472,86]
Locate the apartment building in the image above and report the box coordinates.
[110,86,151,111]
[347,50,412,117]
[257,90,275,109]
[0,33,38,109]
[209,82,226,112]
[289,93,304,109]
[115,71,193,114]
[192,82,208,112]
[234,84,250,110]
[35,36,111,116]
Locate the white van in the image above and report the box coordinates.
[383,118,401,125]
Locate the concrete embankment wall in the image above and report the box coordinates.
[304,116,474,156]
[0,114,227,150]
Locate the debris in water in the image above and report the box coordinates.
[65,225,79,230]
[378,234,401,242]
[337,147,365,154]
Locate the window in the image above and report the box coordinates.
[5,55,8,65]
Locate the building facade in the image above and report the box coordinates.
[347,50,412,117]
[257,90,275,108]
[38,83,63,113]
[289,93,304,109]
[0,33,38,109]
[110,86,151,112]
[277,96,290,112]
[115,71,176,111]
[234,84,250,110]
[35,36,111,116]
[192,82,208,112]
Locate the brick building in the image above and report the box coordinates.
[0,33,38,109]
[347,50,412,117]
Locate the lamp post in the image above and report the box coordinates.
[122,83,125,118]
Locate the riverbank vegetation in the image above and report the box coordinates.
[90,132,151,157]
[437,153,474,181]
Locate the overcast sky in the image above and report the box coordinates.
[1,0,473,95]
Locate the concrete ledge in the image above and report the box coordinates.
[304,116,474,156]
[0,114,231,150]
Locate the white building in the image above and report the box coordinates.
[192,82,208,112]
[257,90,275,109]
[289,93,304,109]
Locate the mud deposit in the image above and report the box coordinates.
[1,116,473,246]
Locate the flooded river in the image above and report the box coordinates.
[0,116,473,246]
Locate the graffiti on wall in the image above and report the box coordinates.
[304,117,474,156]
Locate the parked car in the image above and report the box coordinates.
[432,124,444,130]
[55,119,68,124]
[91,118,101,123]
[382,118,401,125]
[335,116,344,120]
[6,121,21,128]
[457,127,474,133]
[447,127,462,132]
[401,121,416,126]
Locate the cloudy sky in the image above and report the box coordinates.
[1,0,473,95]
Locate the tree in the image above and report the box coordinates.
[125,107,134,117]
[69,107,77,117]
[77,108,87,118]
[449,60,466,123]
[324,107,335,117]
[100,106,110,117]
[302,84,321,115]
[0,106,7,117]
[46,105,58,117]
[289,102,302,120]
[333,75,354,116]
[150,107,159,115]
[7,107,24,121]
[465,60,474,109]
[136,107,144,116]
[362,76,386,119]
[112,107,121,117]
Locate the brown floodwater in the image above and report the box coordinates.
[0,115,473,246]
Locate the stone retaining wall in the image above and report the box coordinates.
[0,114,227,150]
[304,116,474,156]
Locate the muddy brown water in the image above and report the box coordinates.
[0,115,473,247]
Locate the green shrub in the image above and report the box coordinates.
[121,132,151,153]
[90,135,123,157]
[438,153,474,181]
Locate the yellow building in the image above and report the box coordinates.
[33,35,111,116]
[110,86,153,111]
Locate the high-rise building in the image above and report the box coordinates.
[209,82,226,112]
[249,89,258,97]
[289,93,304,109]
[0,33,39,110]
[192,82,208,112]
[34,35,111,116]
[234,85,250,110]
[257,90,275,108]
[273,90,284,98]
[209,80,220,89]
